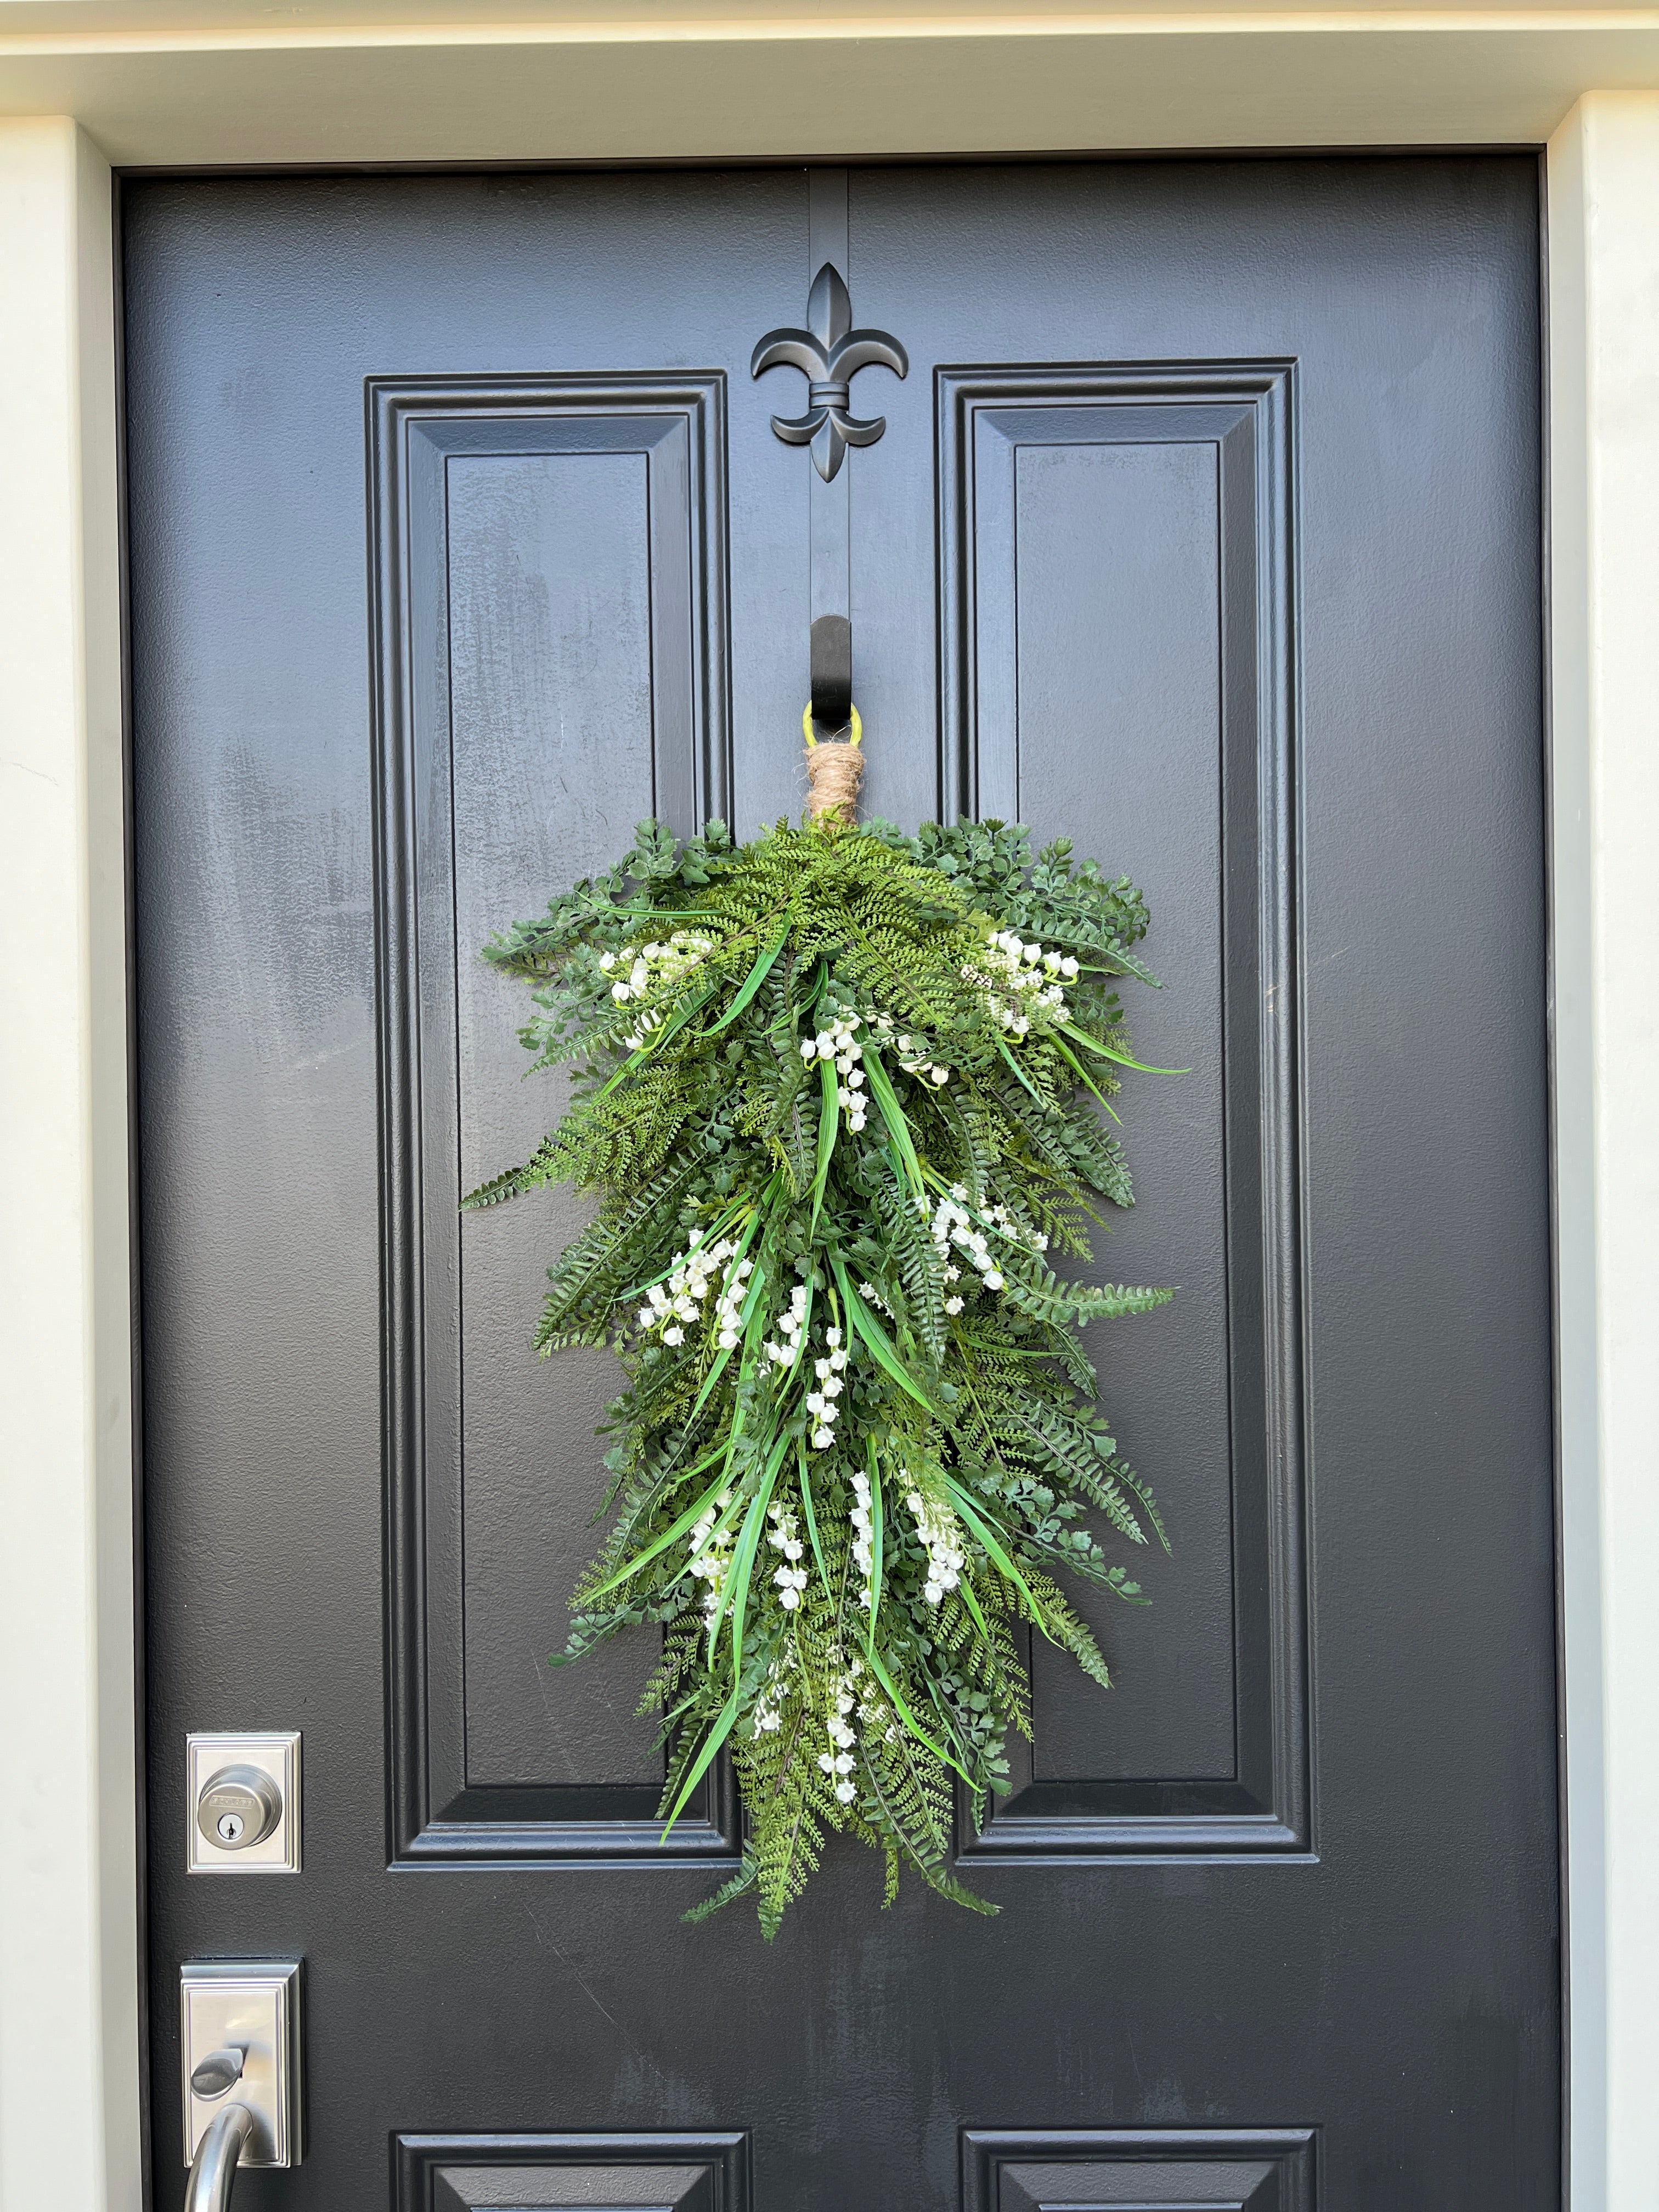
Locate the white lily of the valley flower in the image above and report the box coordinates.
[961,928,1073,1042]
[905,1485,966,1605]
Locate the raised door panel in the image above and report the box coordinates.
[372,376,740,1861]
[396,2135,749,2212]
[941,368,1305,1856]
[963,2131,1316,2212]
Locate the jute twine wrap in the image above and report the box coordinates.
[805,739,864,824]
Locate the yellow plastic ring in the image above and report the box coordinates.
[802,701,862,749]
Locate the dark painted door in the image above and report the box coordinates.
[128,159,1558,2212]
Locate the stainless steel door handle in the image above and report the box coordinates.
[179,1960,303,2205]
[185,2102,257,2212]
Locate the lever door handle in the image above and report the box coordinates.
[185,2103,257,2212]
[180,1960,303,2197]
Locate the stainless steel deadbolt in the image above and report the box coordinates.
[196,1766,283,1851]
[187,1733,301,1874]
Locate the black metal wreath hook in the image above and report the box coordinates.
[751,263,909,483]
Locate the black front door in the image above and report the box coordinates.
[128,158,1558,2211]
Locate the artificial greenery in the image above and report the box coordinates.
[465,811,1173,1936]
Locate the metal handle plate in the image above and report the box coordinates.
[180,1960,303,2169]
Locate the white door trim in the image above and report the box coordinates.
[0,114,138,2212]
[3,9,1659,166]
[1,56,1652,2212]
[1544,92,1659,2212]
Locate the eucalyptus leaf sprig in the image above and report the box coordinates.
[466,812,1176,1936]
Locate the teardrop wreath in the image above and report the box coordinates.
[465,736,1176,1936]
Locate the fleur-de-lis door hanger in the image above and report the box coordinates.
[751,262,909,484]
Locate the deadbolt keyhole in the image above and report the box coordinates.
[195,1766,281,1853]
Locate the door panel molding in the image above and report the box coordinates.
[962,2128,1317,2212]
[940,363,1310,1859]
[369,373,740,1865]
[396,2133,750,2212]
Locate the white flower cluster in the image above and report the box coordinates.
[601,932,712,1001]
[985,1199,1047,1252]
[600,932,715,1051]
[905,1486,966,1605]
[637,1229,738,1345]
[766,1499,808,1611]
[752,1657,791,1735]
[868,1012,950,1089]
[893,1032,951,1087]
[805,1328,849,1449]
[928,1186,1007,1298]
[762,1279,811,1369]
[710,1243,754,1350]
[686,1491,735,1622]
[850,1470,876,1606]
[799,1013,869,1131]
[817,1671,861,1804]
[965,930,1079,1038]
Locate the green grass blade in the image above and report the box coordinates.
[860,1047,924,1198]
[1060,1020,1188,1075]
[945,1478,1063,1645]
[954,1569,994,1644]
[865,1435,885,1634]
[1052,1032,1123,1123]
[829,1257,944,1418]
[860,1637,971,1782]
[583,1468,732,1602]
[995,1034,1047,1104]
[706,1436,786,1677]
[704,1479,767,1668]
[596,983,717,1097]
[796,1439,833,1598]
[659,1686,742,1838]
[810,1056,839,1231]
[701,919,791,1037]
[681,1340,737,1430]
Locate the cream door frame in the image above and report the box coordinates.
[1,31,1654,2209]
